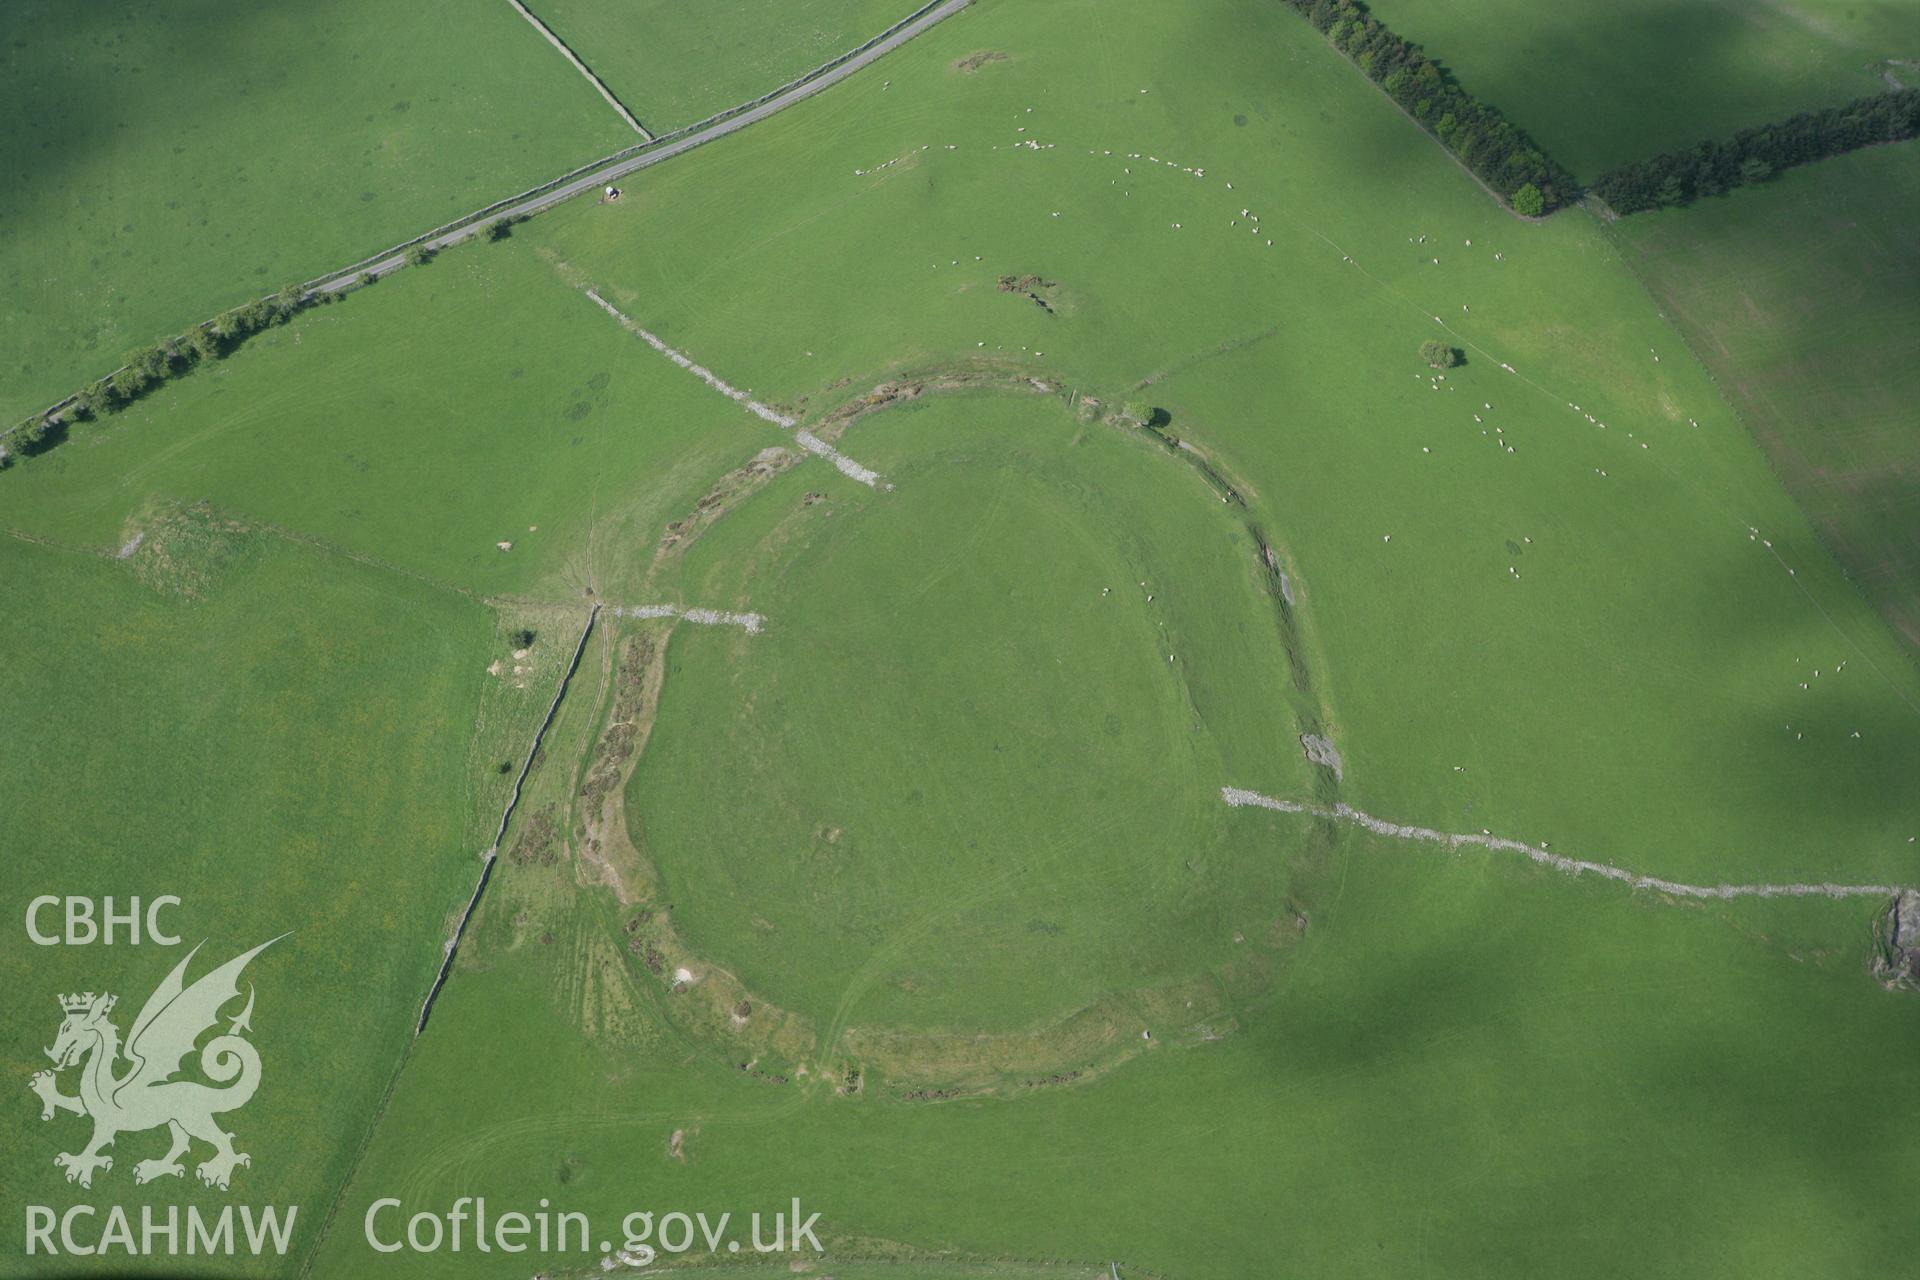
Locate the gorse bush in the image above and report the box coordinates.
[1593,89,1920,214]
[1280,0,1576,214]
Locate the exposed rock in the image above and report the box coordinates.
[1299,733,1344,780]
[1874,890,1920,987]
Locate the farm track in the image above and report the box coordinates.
[603,601,767,631]
[796,428,887,488]
[1223,787,1909,900]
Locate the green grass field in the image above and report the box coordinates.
[1355,0,1918,176]
[310,822,1920,1278]
[0,233,761,1277]
[524,0,1920,889]
[286,0,1920,1272]
[519,0,920,133]
[1614,142,1920,650]
[4,0,1918,1275]
[0,242,762,601]
[0,524,502,1272]
[0,0,631,424]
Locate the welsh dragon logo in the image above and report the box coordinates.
[28,937,281,1191]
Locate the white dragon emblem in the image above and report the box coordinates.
[28,937,281,1191]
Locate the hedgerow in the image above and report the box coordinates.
[1280,0,1577,214]
[1592,89,1920,214]
[0,283,318,463]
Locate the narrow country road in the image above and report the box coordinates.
[20,0,970,428]
[306,0,972,294]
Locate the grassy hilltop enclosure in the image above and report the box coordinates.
[0,0,631,423]
[296,0,1920,1272]
[1355,0,1918,177]
[634,392,1321,1037]
[525,0,1920,889]
[3,0,1919,1275]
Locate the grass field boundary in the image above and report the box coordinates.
[506,0,653,138]
[585,288,798,426]
[1596,206,1920,684]
[417,603,601,1034]
[301,0,964,291]
[5,0,969,448]
[1344,53,1549,220]
[1223,788,1910,899]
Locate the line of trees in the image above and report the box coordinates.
[1280,0,1576,215]
[1592,88,1920,214]
[2,284,322,467]
[1,212,522,470]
